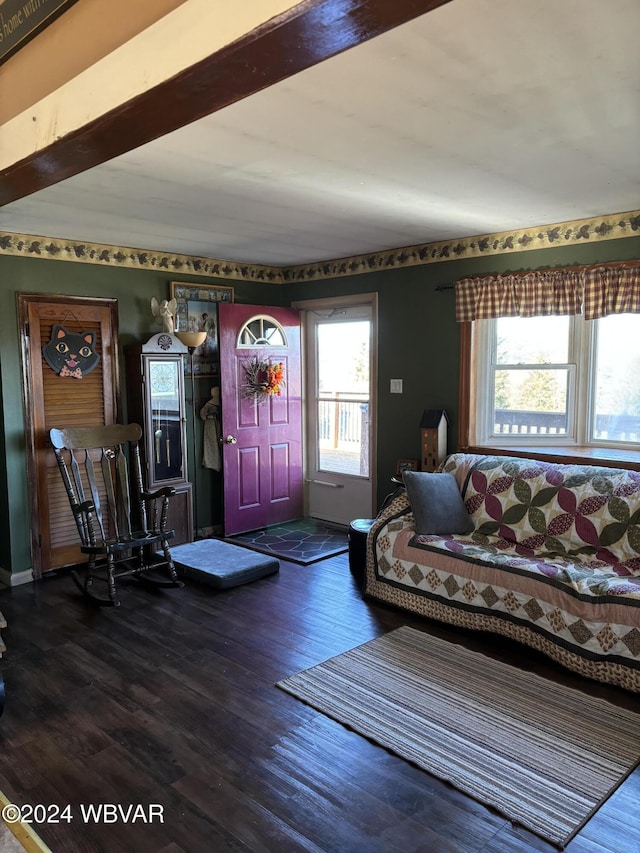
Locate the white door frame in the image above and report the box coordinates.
[292,292,378,523]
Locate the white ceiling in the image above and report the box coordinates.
[1,0,639,267]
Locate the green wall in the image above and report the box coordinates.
[0,254,285,575]
[283,236,640,508]
[1,234,639,575]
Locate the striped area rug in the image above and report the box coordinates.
[277,626,640,848]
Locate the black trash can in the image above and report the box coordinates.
[348,518,375,592]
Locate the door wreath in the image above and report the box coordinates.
[243,357,285,402]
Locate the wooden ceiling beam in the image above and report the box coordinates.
[0,0,451,206]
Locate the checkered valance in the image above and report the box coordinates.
[583,265,640,320]
[455,263,640,322]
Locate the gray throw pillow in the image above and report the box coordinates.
[403,471,474,535]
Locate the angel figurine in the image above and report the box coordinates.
[150,297,178,334]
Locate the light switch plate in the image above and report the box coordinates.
[390,379,403,394]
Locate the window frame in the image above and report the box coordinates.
[459,315,640,458]
[475,317,579,446]
[236,314,288,348]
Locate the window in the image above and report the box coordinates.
[237,315,287,347]
[471,313,640,448]
[592,314,640,442]
[316,319,371,477]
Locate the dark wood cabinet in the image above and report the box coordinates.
[126,334,193,545]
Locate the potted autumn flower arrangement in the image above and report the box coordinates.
[243,357,285,402]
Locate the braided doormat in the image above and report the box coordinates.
[277,626,640,848]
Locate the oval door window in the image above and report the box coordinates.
[236,314,288,348]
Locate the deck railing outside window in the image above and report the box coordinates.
[494,409,640,441]
[318,393,369,476]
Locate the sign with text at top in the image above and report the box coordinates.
[0,0,78,65]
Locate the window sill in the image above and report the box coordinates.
[465,444,640,472]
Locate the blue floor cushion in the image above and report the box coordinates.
[172,538,279,590]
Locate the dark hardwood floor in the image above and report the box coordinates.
[0,553,638,853]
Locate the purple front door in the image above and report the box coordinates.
[219,304,303,535]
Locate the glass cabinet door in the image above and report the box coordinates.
[146,357,185,485]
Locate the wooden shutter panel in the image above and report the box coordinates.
[19,295,119,575]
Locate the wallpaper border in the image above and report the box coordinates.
[0,232,283,283]
[1,208,639,284]
[283,209,640,282]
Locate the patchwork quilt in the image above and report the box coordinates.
[366,453,640,692]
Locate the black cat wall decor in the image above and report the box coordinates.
[42,325,101,379]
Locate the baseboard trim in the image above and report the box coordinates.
[0,567,33,587]
[197,525,219,539]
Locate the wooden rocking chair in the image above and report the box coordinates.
[49,423,184,607]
